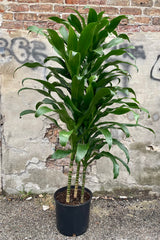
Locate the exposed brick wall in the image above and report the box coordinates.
[44,124,96,175]
[0,0,160,32]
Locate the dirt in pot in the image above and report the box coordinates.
[55,188,91,205]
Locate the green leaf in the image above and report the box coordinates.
[59,130,73,147]
[116,156,130,174]
[96,122,130,138]
[113,139,130,162]
[68,8,86,28]
[100,128,112,150]
[71,75,84,108]
[44,56,66,68]
[141,107,150,117]
[49,16,69,28]
[67,27,78,52]
[35,106,53,117]
[118,33,130,42]
[116,87,136,97]
[93,46,103,56]
[64,96,81,116]
[27,26,45,35]
[103,37,124,49]
[75,143,89,163]
[20,78,67,101]
[59,26,69,43]
[111,106,131,115]
[68,14,82,33]
[89,88,114,111]
[68,51,81,77]
[107,152,119,179]
[15,62,43,75]
[102,60,138,73]
[124,102,140,109]
[51,149,72,159]
[125,123,155,134]
[83,78,95,108]
[47,29,66,59]
[43,115,61,129]
[87,8,98,24]
[78,22,96,61]
[20,109,35,118]
[97,11,105,21]
[94,18,109,41]
[18,87,52,98]
[35,98,59,110]
[107,15,128,33]
[97,26,109,43]
[98,152,119,179]
[133,111,139,124]
[112,123,130,138]
[21,78,59,90]
[91,49,127,73]
[55,108,75,131]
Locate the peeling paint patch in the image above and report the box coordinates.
[44,123,59,144]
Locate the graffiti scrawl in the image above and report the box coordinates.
[150,55,160,81]
[0,37,47,64]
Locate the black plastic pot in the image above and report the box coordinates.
[54,186,92,236]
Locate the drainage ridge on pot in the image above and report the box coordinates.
[54,186,92,236]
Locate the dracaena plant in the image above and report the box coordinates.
[16,8,153,204]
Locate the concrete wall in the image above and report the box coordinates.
[0,30,160,195]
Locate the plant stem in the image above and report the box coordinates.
[74,162,81,199]
[80,165,87,204]
[66,152,75,203]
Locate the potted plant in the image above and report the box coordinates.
[16,8,153,236]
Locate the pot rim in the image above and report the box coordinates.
[54,185,92,207]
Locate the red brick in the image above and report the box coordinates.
[61,13,72,20]
[120,7,142,15]
[152,17,160,25]
[129,16,151,25]
[53,23,64,30]
[131,0,153,7]
[100,6,119,15]
[78,6,100,13]
[65,0,87,3]
[54,5,76,13]
[24,21,48,29]
[48,21,58,29]
[144,8,160,16]
[87,0,106,4]
[141,25,160,32]
[118,25,140,32]
[155,0,160,7]
[38,13,59,21]
[107,0,130,6]
[40,0,63,2]
[18,0,39,2]
[15,13,38,21]
[120,18,129,25]
[1,21,23,29]
[3,13,14,20]
[30,4,53,12]
[8,4,29,12]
